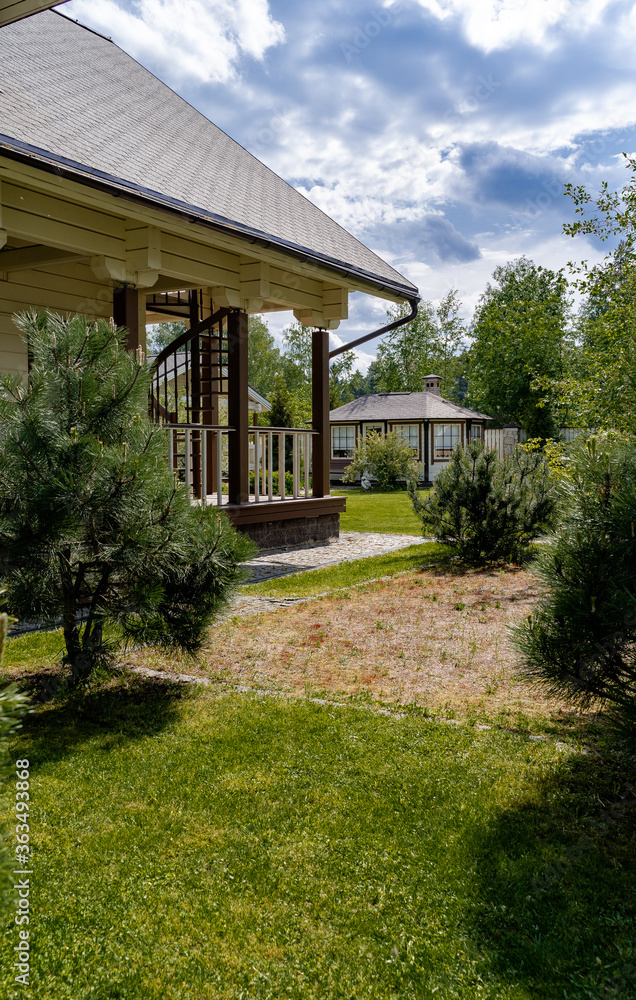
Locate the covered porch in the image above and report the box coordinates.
[0,8,417,546]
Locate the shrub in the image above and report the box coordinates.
[342,431,424,490]
[408,441,555,564]
[512,437,636,738]
[0,312,254,683]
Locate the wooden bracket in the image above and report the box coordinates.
[210,285,241,309]
[90,255,127,283]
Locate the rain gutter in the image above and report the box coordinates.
[328,296,419,359]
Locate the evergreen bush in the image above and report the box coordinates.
[408,441,555,564]
[0,312,253,683]
[512,437,636,738]
[342,431,424,490]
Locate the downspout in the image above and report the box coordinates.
[328,297,419,360]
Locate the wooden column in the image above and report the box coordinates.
[227,310,249,505]
[113,286,144,352]
[312,328,330,498]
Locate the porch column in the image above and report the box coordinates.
[113,286,145,352]
[312,328,330,498]
[227,309,250,505]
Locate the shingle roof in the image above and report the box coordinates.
[330,392,492,422]
[0,11,417,299]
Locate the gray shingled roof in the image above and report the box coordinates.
[330,392,492,422]
[0,11,417,298]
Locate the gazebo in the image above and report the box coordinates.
[0,4,418,545]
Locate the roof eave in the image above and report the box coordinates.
[0,134,418,301]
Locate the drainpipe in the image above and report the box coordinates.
[328,297,419,359]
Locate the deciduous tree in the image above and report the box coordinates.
[468,257,571,438]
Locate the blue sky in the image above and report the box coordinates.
[63,0,636,368]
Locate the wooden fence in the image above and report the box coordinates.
[484,426,587,460]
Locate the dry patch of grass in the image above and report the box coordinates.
[131,564,570,724]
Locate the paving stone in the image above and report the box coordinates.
[242,531,426,584]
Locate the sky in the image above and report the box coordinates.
[62,0,636,370]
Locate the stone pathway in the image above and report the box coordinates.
[242,530,425,583]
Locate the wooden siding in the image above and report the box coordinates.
[0,157,384,348]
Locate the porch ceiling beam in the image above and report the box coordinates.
[0,244,86,272]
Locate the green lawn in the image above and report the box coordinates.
[243,541,451,599]
[333,488,425,534]
[1,679,634,999]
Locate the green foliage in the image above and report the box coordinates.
[468,257,571,437]
[248,469,295,495]
[342,430,424,490]
[0,312,253,683]
[373,291,466,398]
[146,321,187,353]
[409,442,555,564]
[512,437,636,739]
[545,157,636,434]
[329,349,366,408]
[247,315,282,400]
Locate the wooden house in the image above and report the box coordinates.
[0,5,418,546]
[330,376,492,485]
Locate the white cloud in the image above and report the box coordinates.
[64,0,285,84]
[411,0,616,52]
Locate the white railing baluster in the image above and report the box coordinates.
[268,431,273,500]
[201,428,207,506]
[254,429,260,503]
[278,432,285,499]
[216,430,223,506]
[292,433,299,499]
[184,429,191,494]
[304,433,310,497]
[261,432,267,495]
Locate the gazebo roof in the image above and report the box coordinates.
[0,10,417,300]
[330,392,492,422]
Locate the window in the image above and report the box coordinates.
[434,423,460,459]
[471,424,482,442]
[393,423,420,456]
[331,425,355,459]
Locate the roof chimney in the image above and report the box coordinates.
[422,374,441,396]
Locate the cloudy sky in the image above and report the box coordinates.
[62,0,636,366]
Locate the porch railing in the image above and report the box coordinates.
[162,424,316,505]
[250,427,316,502]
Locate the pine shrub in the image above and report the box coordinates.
[512,437,636,738]
[408,441,555,564]
[0,312,254,683]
